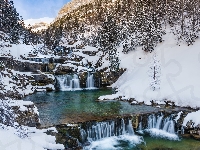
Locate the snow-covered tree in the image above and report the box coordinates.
[148,53,161,91]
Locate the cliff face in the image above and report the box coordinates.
[57,0,93,17]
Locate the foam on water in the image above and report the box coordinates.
[145,114,179,140]
[145,128,179,140]
[85,87,98,90]
[84,119,144,149]
[84,134,143,150]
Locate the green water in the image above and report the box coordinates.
[24,88,159,126]
[139,135,200,150]
[115,136,200,150]
[24,89,200,149]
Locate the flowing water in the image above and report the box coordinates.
[23,89,200,149]
[145,114,178,140]
[86,74,95,89]
[23,88,159,126]
[56,74,81,91]
[82,117,200,150]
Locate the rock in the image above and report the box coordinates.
[46,87,53,92]
[12,104,40,127]
[55,65,73,75]
[48,63,55,71]
[191,133,200,140]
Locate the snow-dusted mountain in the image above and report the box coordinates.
[57,0,93,17]
[24,17,54,31]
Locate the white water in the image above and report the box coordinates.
[86,73,97,89]
[137,116,143,134]
[56,74,81,91]
[84,119,143,150]
[146,114,179,140]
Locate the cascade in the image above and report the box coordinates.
[86,72,95,89]
[181,126,185,134]
[56,74,81,91]
[0,73,2,83]
[84,118,135,141]
[147,114,175,134]
[137,116,143,134]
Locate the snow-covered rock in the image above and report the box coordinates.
[0,124,64,150]
[183,110,200,127]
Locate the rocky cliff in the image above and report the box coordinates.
[58,0,93,17]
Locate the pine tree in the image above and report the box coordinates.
[98,15,120,71]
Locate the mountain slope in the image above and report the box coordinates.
[58,0,93,17]
[43,0,200,108]
[24,17,54,32]
[99,28,200,108]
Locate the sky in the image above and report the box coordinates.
[12,0,71,20]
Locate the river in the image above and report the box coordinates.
[23,88,200,150]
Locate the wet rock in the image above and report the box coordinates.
[191,134,200,140]
[48,63,55,71]
[46,87,53,92]
[55,124,84,149]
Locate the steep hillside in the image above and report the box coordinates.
[44,0,200,72]
[0,0,55,99]
[44,0,200,108]
[99,28,200,108]
[58,0,93,17]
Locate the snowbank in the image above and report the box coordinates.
[0,124,64,150]
[0,100,64,150]
[99,30,200,108]
[183,110,200,127]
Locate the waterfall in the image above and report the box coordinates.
[86,73,95,89]
[137,116,143,134]
[70,74,80,89]
[0,73,2,83]
[181,126,185,134]
[146,114,178,140]
[84,118,135,141]
[56,74,81,91]
[83,119,144,150]
[147,114,175,134]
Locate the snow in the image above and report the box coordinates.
[0,68,55,97]
[8,100,34,111]
[183,110,200,127]
[85,134,143,150]
[24,17,54,27]
[0,124,64,150]
[145,128,179,141]
[0,44,34,59]
[0,100,64,150]
[174,111,183,123]
[99,29,200,108]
